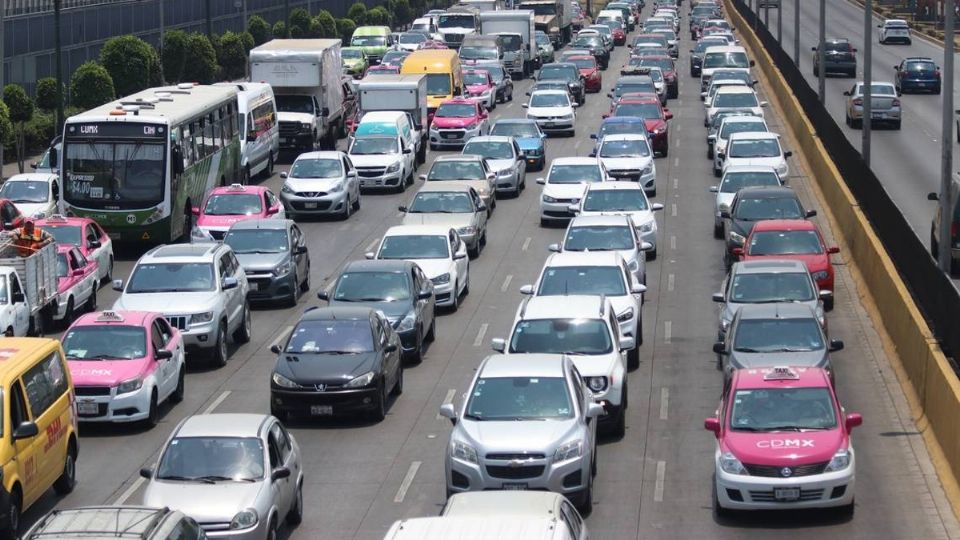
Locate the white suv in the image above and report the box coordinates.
[491,295,632,437]
[570,182,663,259]
[112,243,252,367]
[550,214,652,284]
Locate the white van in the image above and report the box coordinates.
[349,111,417,191]
[596,9,625,27]
[383,516,577,540]
[217,82,280,182]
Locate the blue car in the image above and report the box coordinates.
[589,117,650,156]
[490,119,547,171]
[895,57,941,94]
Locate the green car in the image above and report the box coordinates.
[342,47,369,79]
[535,31,555,67]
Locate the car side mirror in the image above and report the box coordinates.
[88,239,101,249]
[140,467,154,479]
[928,192,940,201]
[828,246,840,254]
[712,342,727,354]
[477,203,486,211]
[619,336,636,351]
[271,466,292,481]
[712,292,724,303]
[439,403,457,425]
[222,276,239,290]
[651,203,664,211]
[154,349,173,360]
[491,337,506,352]
[829,339,845,352]
[588,151,597,157]
[486,173,496,181]
[30,162,37,170]
[519,284,535,295]
[664,111,674,120]
[417,289,433,300]
[783,151,793,158]
[191,207,201,216]
[454,251,467,260]
[639,241,653,251]
[270,344,283,354]
[246,133,257,143]
[704,417,721,436]
[572,102,580,108]
[419,174,428,181]
[398,205,408,213]
[720,210,731,219]
[317,290,329,301]
[601,113,610,119]
[280,172,288,179]
[365,252,375,260]
[805,209,818,218]
[631,283,647,295]
[590,133,598,139]
[586,402,605,418]
[403,147,413,154]
[112,279,124,292]
[12,421,38,440]
[709,186,719,193]
[548,243,561,252]
[267,206,280,215]
[521,103,529,108]
[518,153,526,160]
[536,178,546,185]
[295,245,308,255]
[811,46,818,52]
[384,343,399,353]
[749,60,755,67]
[843,91,851,96]
[845,413,863,431]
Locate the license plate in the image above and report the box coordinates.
[310,405,333,416]
[871,113,884,119]
[545,122,556,128]
[251,282,262,291]
[442,133,458,139]
[502,482,528,490]
[78,401,98,415]
[108,232,121,240]
[281,137,289,144]
[304,202,318,209]
[774,487,800,501]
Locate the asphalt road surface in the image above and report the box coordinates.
[23,5,960,539]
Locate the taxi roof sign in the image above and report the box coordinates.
[763,366,801,381]
[96,310,125,322]
[44,214,69,222]
[227,183,246,191]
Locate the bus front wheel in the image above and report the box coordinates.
[182,203,194,242]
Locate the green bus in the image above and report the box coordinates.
[58,83,241,243]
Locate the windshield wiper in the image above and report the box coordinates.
[312,350,356,355]
[78,354,129,360]
[732,347,762,353]
[771,347,816,352]
[195,475,256,483]
[158,475,215,484]
[463,413,485,421]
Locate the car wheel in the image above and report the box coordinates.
[300,264,311,293]
[63,297,74,327]
[370,380,387,422]
[893,120,901,130]
[610,390,627,438]
[242,166,251,186]
[461,272,470,297]
[103,256,114,284]
[145,389,159,428]
[340,197,352,220]
[0,488,21,540]
[211,322,229,367]
[714,222,725,239]
[450,282,460,312]
[628,344,640,370]
[288,270,301,308]
[352,191,361,211]
[171,368,185,403]
[2,327,11,338]
[86,287,97,313]
[573,468,593,516]
[288,482,304,525]
[266,518,279,540]
[53,441,77,495]
[262,153,275,179]
[425,317,436,342]
[468,242,481,259]
[29,313,43,337]
[392,364,404,395]
[648,248,657,261]
[233,302,252,343]
[824,295,835,311]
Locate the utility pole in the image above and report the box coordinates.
[939,0,955,272]
[285,0,291,37]
[0,4,5,178]
[862,0,873,166]
[818,0,826,103]
[794,0,800,66]
[764,3,769,28]
[777,2,782,44]
[55,0,64,136]
[205,0,213,38]
[159,0,166,84]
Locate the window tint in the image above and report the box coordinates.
[9,381,27,432]
[270,423,292,462]
[168,517,204,540]
[560,501,583,538]
[23,352,69,417]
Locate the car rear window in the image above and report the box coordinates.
[906,61,936,71]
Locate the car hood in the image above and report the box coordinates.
[729,349,828,370]
[401,213,474,229]
[236,252,288,272]
[599,156,652,171]
[578,68,598,78]
[274,351,379,385]
[426,179,490,195]
[143,480,265,523]
[543,183,589,200]
[644,118,667,132]
[458,418,580,453]
[466,83,494,94]
[343,58,365,68]
[328,299,411,322]
[514,137,543,151]
[723,429,846,467]
[486,158,516,173]
[349,154,401,168]
[581,209,655,229]
[69,359,151,388]
[565,352,620,378]
[15,203,51,218]
[744,253,830,274]
[433,116,480,129]
[197,214,255,229]
[277,111,314,124]
[528,106,574,117]
[113,291,220,313]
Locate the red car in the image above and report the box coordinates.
[0,198,24,231]
[734,219,840,305]
[568,55,602,92]
[603,94,673,156]
[638,55,678,98]
[601,20,627,45]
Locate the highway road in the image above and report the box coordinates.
[749,0,959,284]
[19,4,960,538]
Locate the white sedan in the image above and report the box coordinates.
[522,89,578,136]
[721,132,792,179]
[0,173,59,219]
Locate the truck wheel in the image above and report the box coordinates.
[28,314,43,337]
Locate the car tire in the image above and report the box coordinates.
[714,222,725,239]
[266,518,279,540]
[468,242,481,259]
[824,296,835,311]
[211,322,229,367]
[0,488,21,540]
[935,85,943,95]
[103,256,114,285]
[53,441,77,495]
[261,153,275,180]
[86,287,97,313]
[233,302,252,344]
[171,368,185,403]
[300,264,311,293]
[287,482,304,525]
[340,197,352,220]
[450,282,460,312]
[392,364,404,396]
[288,271,301,308]
[353,192,361,211]
[893,120,901,130]
[63,297,74,327]
[425,317,436,342]
[145,389,159,428]
[370,380,387,422]
[271,405,288,423]
[713,166,721,178]
[572,469,593,516]
[627,344,640,370]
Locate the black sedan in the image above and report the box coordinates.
[319,260,436,363]
[269,306,404,422]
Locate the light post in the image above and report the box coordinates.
[818,0,826,103]
[939,0,956,272]
[862,0,873,166]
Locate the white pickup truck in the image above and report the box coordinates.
[0,241,58,336]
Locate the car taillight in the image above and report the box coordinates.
[952,220,958,237]
[852,98,863,106]
[936,70,942,78]
[892,98,901,107]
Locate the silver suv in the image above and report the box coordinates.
[439,354,603,513]
[113,243,252,367]
[24,506,205,540]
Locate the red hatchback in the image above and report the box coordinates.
[568,55,602,92]
[638,55,678,98]
[603,94,673,156]
[734,219,839,309]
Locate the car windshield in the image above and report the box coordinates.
[714,92,759,107]
[615,83,656,96]
[730,387,837,431]
[350,137,399,155]
[382,51,408,64]
[437,104,477,118]
[400,33,426,44]
[734,197,803,220]
[509,318,613,354]
[598,122,646,138]
[478,66,505,82]
[342,48,363,59]
[531,93,570,107]
[720,171,781,192]
[906,61,936,71]
[574,36,602,48]
[438,13,475,27]
[583,189,649,211]
[126,263,215,293]
[733,318,825,352]
[334,271,411,302]
[712,70,752,83]
[704,52,750,68]
[275,95,315,114]
[157,437,265,482]
[728,139,780,158]
[0,181,48,203]
[639,57,673,71]
[465,376,573,421]
[564,225,634,250]
[464,72,490,85]
[748,230,824,255]
[351,36,387,47]
[539,66,576,81]
[408,191,475,213]
[730,272,816,302]
[426,74,452,96]
[463,141,513,160]
[285,319,374,353]
[460,46,498,60]
[614,103,661,119]
[289,158,342,178]
[203,194,262,216]
[430,159,487,181]
[378,235,449,259]
[600,139,651,158]
[549,164,602,184]
[720,121,765,139]
[492,122,540,138]
[224,229,289,254]
[571,58,597,69]
[500,34,522,50]
[45,225,82,246]
[538,266,627,296]
[655,30,677,41]
[63,325,147,360]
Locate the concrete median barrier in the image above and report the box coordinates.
[722,0,960,513]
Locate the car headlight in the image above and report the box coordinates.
[527,114,539,121]
[116,377,142,394]
[345,371,376,388]
[273,262,292,276]
[542,194,557,203]
[628,259,639,272]
[143,206,164,225]
[824,448,851,472]
[191,311,214,324]
[728,231,745,245]
[281,182,295,194]
[639,221,655,233]
[497,168,512,178]
[777,163,788,175]
[616,307,634,322]
[554,440,584,462]
[526,148,541,156]
[720,317,731,332]
[272,371,302,389]
[432,272,451,285]
[300,122,311,131]
[329,182,344,193]
[718,203,730,214]
[719,451,748,475]
[811,270,830,281]
[585,376,608,392]
[396,311,417,332]
[642,165,654,175]
[230,508,259,530]
[451,440,478,464]
[456,226,477,236]
[464,121,479,130]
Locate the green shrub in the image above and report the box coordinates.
[70,62,115,109]
[99,35,162,96]
[34,78,61,111]
[247,15,271,45]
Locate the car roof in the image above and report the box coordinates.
[479,353,568,378]
[494,118,538,125]
[750,219,818,232]
[25,506,183,540]
[343,259,415,273]
[530,89,570,96]
[546,251,624,268]
[601,116,647,125]
[704,45,747,53]
[383,224,454,237]
[6,173,56,182]
[142,243,223,262]
[550,157,600,166]
[299,305,375,321]
[732,366,833,389]
[466,135,515,144]
[619,95,660,103]
[587,181,644,191]
[176,413,269,438]
[229,218,291,231]
[714,86,757,94]
[435,154,484,163]
[208,184,268,195]
[728,131,780,141]
[71,310,154,327]
[387,516,560,539]
[736,302,818,320]
[443,492,566,518]
[733,259,811,274]
[520,295,607,320]
[570,214,632,227]
[735,186,797,198]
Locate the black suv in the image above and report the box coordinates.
[812,39,857,78]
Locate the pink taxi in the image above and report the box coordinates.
[54,245,99,326]
[192,184,285,240]
[62,310,186,426]
[463,69,497,111]
[428,98,489,149]
[705,366,862,516]
[36,214,114,283]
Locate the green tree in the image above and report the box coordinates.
[161,29,189,83]
[272,20,287,39]
[391,0,413,28]
[4,84,34,173]
[218,31,247,80]
[182,33,218,84]
[315,10,338,38]
[365,6,392,26]
[247,15,271,45]
[347,2,368,25]
[289,8,312,38]
[99,35,162,97]
[0,102,13,161]
[337,18,358,44]
[34,78,61,111]
[70,61,116,109]
[239,31,255,53]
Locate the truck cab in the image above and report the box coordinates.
[0,268,31,337]
[438,6,480,49]
[519,0,571,47]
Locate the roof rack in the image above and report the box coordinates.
[28,506,170,539]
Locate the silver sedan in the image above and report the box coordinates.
[843,81,902,130]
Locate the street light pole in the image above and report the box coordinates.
[777,1,782,44]
[159,0,166,84]
[939,0,955,272]
[794,0,800,65]
[0,4,5,177]
[818,0,826,103]
[54,0,64,136]
[862,0,872,166]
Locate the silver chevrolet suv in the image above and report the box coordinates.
[113,243,252,367]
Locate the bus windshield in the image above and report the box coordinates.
[63,140,165,208]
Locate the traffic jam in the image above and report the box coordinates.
[0,0,868,538]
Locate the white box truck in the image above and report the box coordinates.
[459,0,499,11]
[0,241,58,337]
[518,0,572,47]
[249,39,346,152]
[357,74,429,165]
[480,10,537,77]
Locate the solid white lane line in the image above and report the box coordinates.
[500,274,513,292]
[660,387,669,420]
[670,203,677,217]
[473,324,489,347]
[394,461,422,503]
[364,238,379,253]
[667,273,675,292]
[203,391,231,415]
[436,388,457,420]
[670,236,676,251]
[654,461,666,502]
[112,477,146,506]
[270,325,293,352]
[521,237,532,251]
[664,321,672,344]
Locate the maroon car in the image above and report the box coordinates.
[603,94,673,156]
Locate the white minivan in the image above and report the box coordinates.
[349,111,418,191]
[217,82,280,183]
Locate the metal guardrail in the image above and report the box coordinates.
[5,0,127,17]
